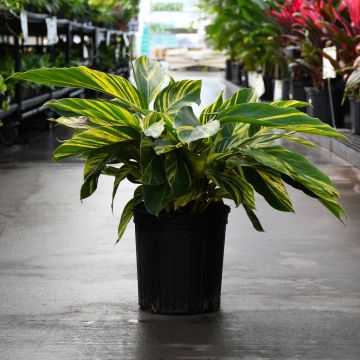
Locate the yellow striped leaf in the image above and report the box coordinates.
[10,66,146,110]
[217,103,347,139]
[47,98,141,130]
[133,55,165,104]
[53,126,139,160]
[199,90,223,124]
[154,80,201,114]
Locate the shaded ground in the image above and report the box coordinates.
[0,71,360,359]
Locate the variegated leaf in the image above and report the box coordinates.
[140,136,167,185]
[133,55,165,104]
[220,88,258,110]
[217,103,347,139]
[270,100,309,108]
[144,120,165,138]
[165,152,192,197]
[10,66,146,110]
[154,80,202,114]
[153,138,179,155]
[117,186,143,242]
[199,90,223,124]
[177,120,220,143]
[53,126,139,160]
[51,116,91,130]
[81,144,121,200]
[142,182,171,215]
[46,98,141,130]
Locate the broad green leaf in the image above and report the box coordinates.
[165,152,192,197]
[177,120,220,143]
[207,168,255,208]
[173,186,202,210]
[154,138,179,155]
[144,120,165,138]
[270,100,309,108]
[217,103,347,139]
[10,66,146,110]
[173,106,199,129]
[140,136,166,185]
[143,182,171,215]
[53,126,139,160]
[243,205,264,232]
[117,186,143,242]
[220,88,258,110]
[81,144,121,200]
[199,90,223,124]
[242,167,294,212]
[154,79,202,114]
[46,98,141,130]
[132,55,165,104]
[111,165,132,211]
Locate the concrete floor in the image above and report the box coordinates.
[1,72,360,359]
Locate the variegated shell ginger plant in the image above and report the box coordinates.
[10,55,345,241]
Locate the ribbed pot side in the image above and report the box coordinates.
[133,203,230,315]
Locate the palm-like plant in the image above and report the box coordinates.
[10,56,345,241]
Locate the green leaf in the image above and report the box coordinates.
[10,66,146,110]
[207,168,255,207]
[80,144,121,200]
[173,105,220,143]
[46,98,141,130]
[165,152,192,197]
[199,90,223,124]
[132,55,165,104]
[117,186,143,243]
[173,106,199,128]
[154,79,202,114]
[243,205,264,232]
[143,182,171,215]
[217,103,347,139]
[153,138,179,155]
[140,136,166,185]
[111,165,132,211]
[242,167,294,212]
[143,120,165,138]
[220,88,258,110]
[177,120,220,143]
[53,126,139,160]
[270,100,309,108]
[50,116,91,131]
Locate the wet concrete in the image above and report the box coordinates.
[1,71,360,359]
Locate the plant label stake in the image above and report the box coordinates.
[273,80,283,101]
[323,46,337,128]
[46,17,58,45]
[20,11,28,45]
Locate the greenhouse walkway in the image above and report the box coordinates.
[0,72,360,360]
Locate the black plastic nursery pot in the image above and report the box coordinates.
[305,87,345,127]
[133,202,231,315]
[260,77,274,101]
[290,79,311,103]
[225,59,233,81]
[231,61,243,85]
[349,95,360,135]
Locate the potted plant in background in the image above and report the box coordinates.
[344,56,360,134]
[10,56,345,314]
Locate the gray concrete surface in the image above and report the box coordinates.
[1,72,360,359]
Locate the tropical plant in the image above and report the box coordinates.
[201,0,284,74]
[10,56,345,241]
[344,56,360,101]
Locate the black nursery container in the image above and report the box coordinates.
[349,95,360,135]
[305,87,345,127]
[133,202,230,315]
